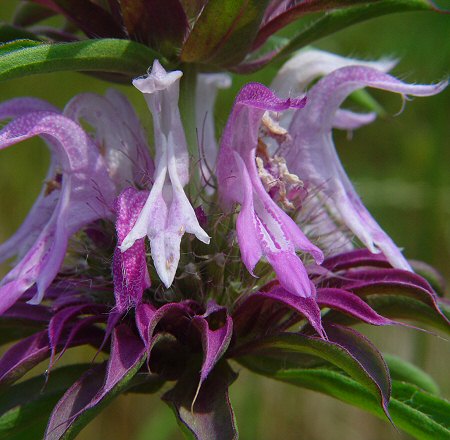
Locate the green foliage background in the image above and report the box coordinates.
[0,2,449,439]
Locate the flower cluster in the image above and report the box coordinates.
[0,50,448,439]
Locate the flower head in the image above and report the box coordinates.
[0,52,448,440]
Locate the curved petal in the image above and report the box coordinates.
[286,67,447,270]
[0,112,115,312]
[271,48,397,98]
[271,49,396,130]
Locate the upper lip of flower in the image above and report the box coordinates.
[0,107,116,313]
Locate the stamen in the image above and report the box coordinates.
[256,139,306,212]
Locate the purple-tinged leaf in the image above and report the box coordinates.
[322,249,393,272]
[54,315,109,365]
[119,0,189,57]
[317,288,393,326]
[48,304,108,364]
[192,302,233,384]
[46,0,125,38]
[44,363,106,440]
[163,361,238,440]
[45,324,146,439]
[0,331,49,389]
[0,303,51,345]
[0,326,104,389]
[236,327,391,417]
[255,1,376,50]
[2,302,51,323]
[349,282,447,320]
[233,287,324,340]
[181,0,271,66]
[335,268,435,294]
[179,0,207,19]
[135,302,157,347]
[323,323,391,417]
[135,301,196,348]
[271,0,440,65]
[363,295,450,334]
[0,364,93,440]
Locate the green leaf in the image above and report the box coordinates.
[0,38,162,82]
[241,366,450,440]
[235,327,390,413]
[0,364,91,440]
[384,353,439,395]
[273,0,437,63]
[181,0,271,66]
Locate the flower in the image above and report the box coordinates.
[118,60,210,289]
[0,54,448,440]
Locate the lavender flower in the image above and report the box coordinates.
[119,60,210,289]
[0,55,448,440]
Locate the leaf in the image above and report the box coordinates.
[0,326,104,390]
[364,294,450,334]
[181,0,271,66]
[384,353,439,395]
[119,0,189,58]
[0,364,91,440]
[321,279,450,334]
[163,361,238,440]
[45,324,146,440]
[191,302,233,385]
[253,0,379,50]
[235,324,391,414]
[45,0,125,38]
[277,370,450,440]
[274,0,436,62]
[0,38,162,82]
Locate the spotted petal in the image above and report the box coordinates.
[120,60,210,288]
[217,83,323,298]
[113,187,151,312]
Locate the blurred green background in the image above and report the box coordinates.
[0,2,449,439]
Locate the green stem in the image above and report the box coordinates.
[179,63,200,196]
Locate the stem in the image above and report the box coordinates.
[179,63,200,196]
